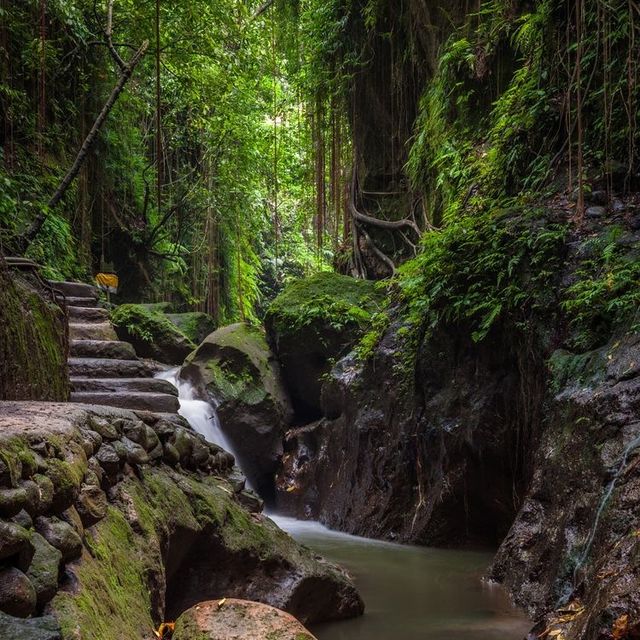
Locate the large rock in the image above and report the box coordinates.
[110,304,195,364]
[180,323,293,500]
[491,332,640,638]
[0,612,61,639]
[173,599,317,640]
[166,312,216,344]
[0,567,37,618]
[26,533,62,608]
[264,272,382,420]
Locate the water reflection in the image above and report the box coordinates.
[271,516,530,640]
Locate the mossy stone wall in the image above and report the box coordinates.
[0,260,69,401]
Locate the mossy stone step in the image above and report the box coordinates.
[70,377,178,396]
[67,306,110,323]
[50,281,99,299]
[70,391,180,413]
[68,358,153,379]
[70,340,137,360]
[69,323,117,341]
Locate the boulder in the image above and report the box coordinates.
[34,517,82,563]
[110,304,195,364]
[166,312,217,344]
[180,323,292,499]
[26,533,62,608]
[0,567,37,618]
[173,599,317,640]
[264,272,382,420]
[0,612,61,640]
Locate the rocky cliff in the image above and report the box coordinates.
[270,204,640,638]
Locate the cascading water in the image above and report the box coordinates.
[156,367,234,454]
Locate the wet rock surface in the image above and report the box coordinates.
[173,599,317,640]
[491,332,640,639]
[180,322,292,500]
[0,402,362,639]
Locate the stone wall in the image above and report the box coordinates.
[0,261,69,401]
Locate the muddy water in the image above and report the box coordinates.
[271,516,530,640]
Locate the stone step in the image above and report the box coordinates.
[69,322,118,341]
[50,281,99,298]
[70,340,137,360]
[68,358,153,379]
[70,377,178,396]
[65,296,100,308]
[70,391,180,413]
[68,306,110,323]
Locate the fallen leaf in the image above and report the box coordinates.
[613,614,629,640]
[218,598,226,609]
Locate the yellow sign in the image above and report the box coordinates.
[95,272,118,293]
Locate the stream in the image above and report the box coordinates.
[158,368,530,640]
[272,516,530,640]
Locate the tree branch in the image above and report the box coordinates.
[19,35,149,252]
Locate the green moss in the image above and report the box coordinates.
[186,323,284,408]
[52,507,155,640]
[548,348,608,393]
[0,266,69,401]
[265,272,382,336]
[111,303,194,348]
[166,312,216,344]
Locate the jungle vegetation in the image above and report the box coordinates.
[1,0,639,336]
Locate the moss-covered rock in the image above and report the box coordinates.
[180,323,292,500]
[264,273,382,419]
[0,260,69,401]
[110,303,195,364]
[166,312,216,345]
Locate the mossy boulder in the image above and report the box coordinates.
[110,303,196,364]
[0,260,69,401]
[180,323,292,500]
[264,273,382,420]
[166,312,217,345]
[173,599,317,640]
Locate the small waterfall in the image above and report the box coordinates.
[156,367,234,453]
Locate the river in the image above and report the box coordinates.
[272,516,530,640]
[158,368,530,640]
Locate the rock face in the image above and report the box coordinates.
[111,303,195,364]
[273,218,640,639]
[173,599,317,640]
[180,323,293,500]
[0,261,69,401]
[490,332,640,638]
[0,402,362,639]
[166,312,216,344]
[276,322,541,545]
[264,273,382,421]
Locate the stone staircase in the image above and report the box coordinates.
[51,281,180,414]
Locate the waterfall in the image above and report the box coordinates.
[156,367,234,453]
